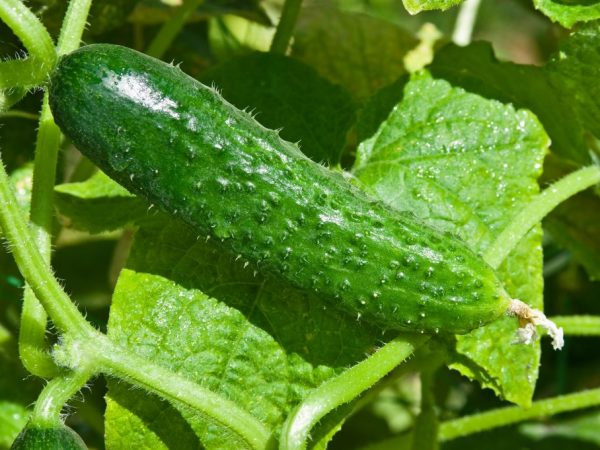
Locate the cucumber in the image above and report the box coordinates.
[48,44,511,334]
[11,424,87,450]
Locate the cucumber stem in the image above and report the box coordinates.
[485,165,600,270]
[146,0,204,59]
[30,368,93,427]
[270,0,303,54]
[507,299,564,350]
[280,335,428,450]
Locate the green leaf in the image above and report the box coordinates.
[429,42,589,165]
[533,0,600,28]
[54,171,149,233]
[353,72,549,406]
[201,52,356,165]
[547,21,600,140]
[293,6,417,100]
[105,217,387,448]
[402,0,462,15]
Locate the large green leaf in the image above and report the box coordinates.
[533,0,600,28]
[293,5,417,100]
[54,171,148,233]
[105,218,389,448]
[353,72,548,406]
[201,52,356,165]
[429,42,589,165]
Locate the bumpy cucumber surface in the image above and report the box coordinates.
[11,424,87,450]
[49,44,510,334]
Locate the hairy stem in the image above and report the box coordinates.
[439,387,600,441]
[87,336,273,450]
[0,0,56,88]
[18,0,93,378]
[411,367,440,450]
[30,368,93,427]
[484,166,600,270]
[452,0,481,46]
[56,0,94,56]
[146,0,204,59]
[280,335,429,450]
[0,160,94,338]
[270,0,303,54]
[552,316,600,336]
[0,110,39,120]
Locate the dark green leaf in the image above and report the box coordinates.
[547,21,600,141]
[201,52,356,165]
[293,6,417,100]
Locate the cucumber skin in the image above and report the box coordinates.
[49,44,509,334]
[11,425,87,450]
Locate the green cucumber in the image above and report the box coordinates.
[11,424,87,450]
[48,44,511,334]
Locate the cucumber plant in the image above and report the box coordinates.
[0,0,600,449]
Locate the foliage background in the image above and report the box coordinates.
[1,0,600,449]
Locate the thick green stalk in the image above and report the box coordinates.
[146,0,204,59]
[0,110,38,120]
[439,387,600,441]
[280,335,428,450]
[86,336,273,450]
[270,0,303,54]
[485,166,600,269]
[0,0,56,89]
[552,316,600,336]
[0,160,95,337]
[19,0,93,378]
[30,368,93,427]
[411,368,439,450]
[56,0,94,55]
[19,94,63,378]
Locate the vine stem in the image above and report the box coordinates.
[552,316,600,336]
[452,0,482,46]
[0,110,39,120]
[0,0,56,89]
[146,0,204,59]
[280,335,429,450]
[0,160,95,337]
[484,166,600,270]
[411,365,441,450]
[269,0,303,54]
[19,0,93,378]
[438,387,600,441]
[73,335,274,450]
[30,369,93,427]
